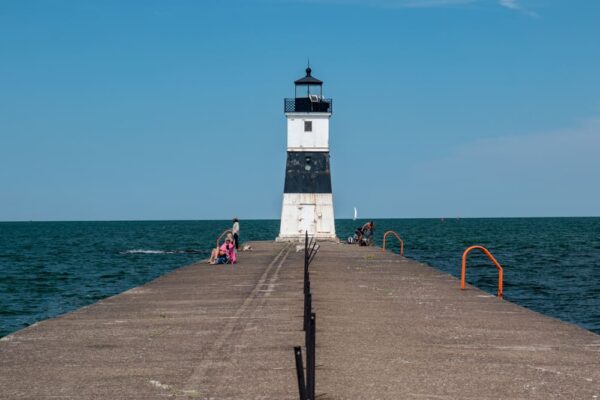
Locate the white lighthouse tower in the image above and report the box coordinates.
[276,67,337,242]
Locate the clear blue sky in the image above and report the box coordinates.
[1,0,599,221]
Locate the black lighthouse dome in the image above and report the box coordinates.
[294,67,323,98]
[285,66,332,113]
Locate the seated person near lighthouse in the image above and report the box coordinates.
[354,221,374,246]
[362,221,375,245]
[208,235,237,264]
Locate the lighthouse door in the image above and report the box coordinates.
[300,205,316,235]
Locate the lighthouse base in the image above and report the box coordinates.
[276,193,337,242]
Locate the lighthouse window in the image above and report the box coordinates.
[304,121,312,132]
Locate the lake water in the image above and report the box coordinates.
[1,218,599,337]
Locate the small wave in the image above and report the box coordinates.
[120,249,208,255]
[121,249,174,255]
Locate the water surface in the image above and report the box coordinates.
[1,218,599,337]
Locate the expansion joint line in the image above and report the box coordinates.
[183,243,292,393]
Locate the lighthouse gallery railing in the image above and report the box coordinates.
[284,98,333,113]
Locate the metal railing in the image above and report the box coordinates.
[382,230,404,256]
[294,231,319,400]
[284,98,333,113]
[461,246,504,298]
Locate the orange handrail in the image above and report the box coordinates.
[216,229,232,249]
[382,230,404,256]
[461,246,504,298]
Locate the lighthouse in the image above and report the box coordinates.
[276,67,337,242]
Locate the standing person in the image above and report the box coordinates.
[232,217,240,250]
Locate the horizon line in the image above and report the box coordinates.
[1,215,599,223]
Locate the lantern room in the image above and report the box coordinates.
[284,67,332,113]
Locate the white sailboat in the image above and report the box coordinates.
[353,207,358,221]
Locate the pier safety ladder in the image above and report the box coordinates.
[461,246,504,298]
[382,230,404,256]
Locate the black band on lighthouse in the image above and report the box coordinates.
[283,151,332,194]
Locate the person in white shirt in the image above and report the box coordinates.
[232,217,240,250]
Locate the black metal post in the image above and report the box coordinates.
[293,346,308,400]
[304,231,309,295]
[306,312,316,400]
[303,230,311,332]
[300,231,317,399]
[304,265,309,295]
[303,292,311,332]
[304,231,308,266]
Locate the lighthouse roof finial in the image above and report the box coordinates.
[295,62,322,85]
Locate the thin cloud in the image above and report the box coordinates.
[498,0,539,17]
[499,0,519,9]
[276,0,540,15]
[404,118,600,217]
[274,0,479,8]
[392,0,478,7]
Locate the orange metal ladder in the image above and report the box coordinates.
[461,245,504,298]
[382,230,404,256]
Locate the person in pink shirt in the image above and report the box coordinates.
[210,238,235,264]
[224,238,236,264]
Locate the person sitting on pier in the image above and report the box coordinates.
[224,237,237,264]
[208,236,237,265]
[351,226,364,244]
[360,221,375,246]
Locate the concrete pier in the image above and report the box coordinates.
[1,241,599,399]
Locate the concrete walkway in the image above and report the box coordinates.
[1,241,599,399]
[313,243,600,399]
